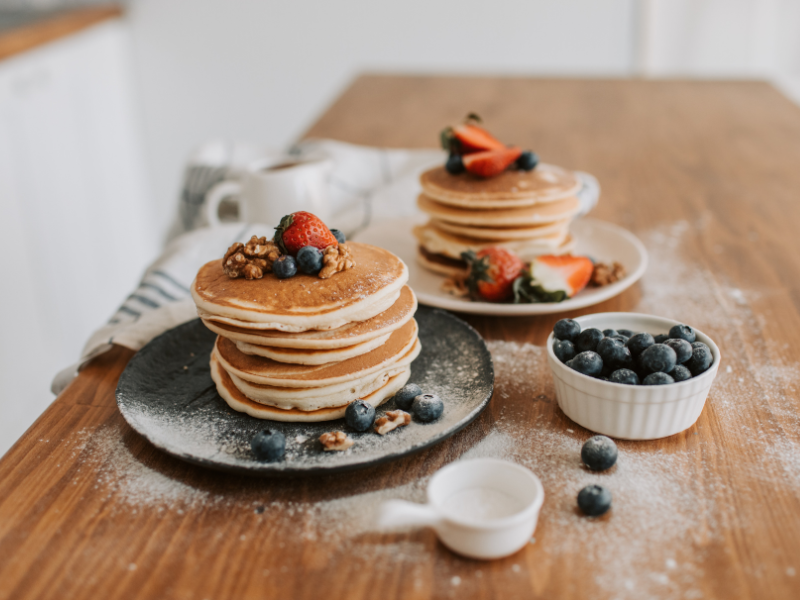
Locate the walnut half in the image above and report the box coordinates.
[374,410,411,435]
[318,243,355,279]
[319,431,354,451]
[222,236,281,279]
[591,261,627,287]
[441,276,469,297]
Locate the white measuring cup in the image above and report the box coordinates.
[377,458,544,560]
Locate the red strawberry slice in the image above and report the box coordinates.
[463,247,524,302]
[530,255,594,297]
[273,211,338,256]
[463,147,522,178]
[453,124,506,153]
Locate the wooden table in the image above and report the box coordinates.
[2,76,800,600]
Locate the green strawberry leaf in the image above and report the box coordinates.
[273,214,294,255]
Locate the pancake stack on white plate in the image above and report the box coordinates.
[414,163,589,277]
[191,242,420,422]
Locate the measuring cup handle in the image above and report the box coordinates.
[377,500,441,531]
[204,180,241,227]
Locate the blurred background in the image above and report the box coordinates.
[1,0,799,456]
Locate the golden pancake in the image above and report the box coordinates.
[430,218,572,241]
[420,163,581,208]
[202,286,416,349]
[417,194,580,227]
[215,319,419,387]
[191,242,407,332]
[211,353,409,422]
[234,332,391,365]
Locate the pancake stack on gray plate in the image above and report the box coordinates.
[191,242,420,422]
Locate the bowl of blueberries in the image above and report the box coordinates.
[546,312,720,440]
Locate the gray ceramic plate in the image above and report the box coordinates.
[116,307,494,476]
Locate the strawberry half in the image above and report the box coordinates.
[273,211,338,256]
[453,123,505,153]
[463,147,522,178]
[530,255,594,298]
[462,247,524,302]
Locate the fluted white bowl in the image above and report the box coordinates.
[546,312,721,440]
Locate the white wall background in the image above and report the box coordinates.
[1,0,799,455]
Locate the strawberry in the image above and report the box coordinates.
[463,147,522,178]
[462,247,524,302]
[530,255,594,298]
[273,211,338,256]
[452,123,505,153]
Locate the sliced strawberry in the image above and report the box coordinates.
[530,255,594,298]
[462,247,524,302]
[463,147,522,178]
[453,124,506,153]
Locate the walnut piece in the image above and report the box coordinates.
[318,243,355,279]
[374,410,411,435]
[591,261,627,287]
[441,276,469,297]
[222,236,281,279]
[319,431,354,451]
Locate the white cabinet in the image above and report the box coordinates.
[0,18,156,455]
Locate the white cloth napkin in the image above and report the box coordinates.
[51,139,599,395]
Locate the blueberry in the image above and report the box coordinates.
[393,383,423,411]
[626,332,655,356]
[516,150,539,171]
[664,338,693,364]
[670,364,692,382]
[640,344,677,374]
[567,351,603,376]
[446,153,465,174]
[296,245,324,274]
[272,255,297,279]
[686,342,713,375]
[609,368,640,385]
[553,339,576,363]
[608,335,629,344]
[654,333,670,344]
[577,485,612,516]
[345,400,375,432]
[669,324,696,344]
[581,435,618,471]
[330,228,346,244]
[412,394,444,422]
[553,319,581,342]
[251,429,285,462]
[643,372,675,385]
[618,329,636,338]
[596,337,632,369]
[602,329,618,337]
[576,328,605,353]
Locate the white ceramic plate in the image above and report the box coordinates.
[353,217,648,315]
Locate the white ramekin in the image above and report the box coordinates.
[546,312,721,440]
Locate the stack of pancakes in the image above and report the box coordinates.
[191,242,420,422]
[414,163,585,277]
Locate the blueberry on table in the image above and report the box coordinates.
[345,400,375,432]
[553,339,576,363]
[446,153,465,174]
[516,150,539,171]
[581,435,618,471]
[618,329,636,338]
[643,372,675,385]
[670,364,692,382]
[664,338,692,364]
[567,351,603,376]
[602,329,618,338]
[609,368,640,385]
[330,228,346,244]
[296,245,324,274]
[393,383,423,411]
[687,342,713,375]
[669,324,697,344]
[626,332,655,356]
[576,328,605,353]
[251,429,286,462]
[554,318,581,342]
[654,334,669,344]
[412,394,444,422]
[640,344,677,374]
[272,255,297,279]
[578,485,612,516]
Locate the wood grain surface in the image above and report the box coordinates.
[0,5,122,62]
[2,76,800,600]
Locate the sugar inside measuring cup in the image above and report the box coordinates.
[377,459,544,560]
